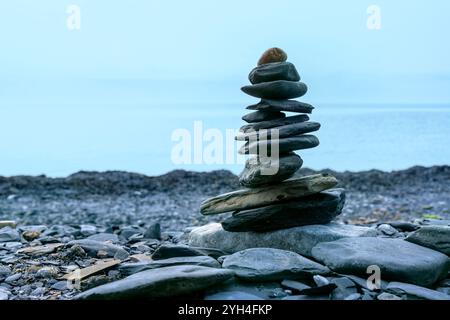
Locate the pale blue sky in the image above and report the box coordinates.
[0,0,449,105]
[1,1,450,176]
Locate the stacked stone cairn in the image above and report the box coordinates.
[200,48,346,232]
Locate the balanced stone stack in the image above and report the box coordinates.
[200,48,346,232]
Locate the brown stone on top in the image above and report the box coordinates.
[257,47,288,66]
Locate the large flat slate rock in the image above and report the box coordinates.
[222,248,330,282]
[311,237,450,287]
[222,188,345,232]
[151,243,227,260]
[188,222,378,258]
[118,256,221,276]
[200,174,337,215]
[75,265,234,300]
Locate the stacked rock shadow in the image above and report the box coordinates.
[200,48,346,232]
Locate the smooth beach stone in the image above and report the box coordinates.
[241,80,308,99]
[75,265,235,300]
[152,243,227,260]
[257,47,287,66]
[242,110,285,123]
[311,237,450,287]
[406,226,450,255]
[188,222,378,258]
[387,282,450,300]
[236,121,321,141]
[66,239,129,260]
[238,153,302,188]
[200,173,337,215]
[118,256,221,276]
[247,99,314,114]
[249,62,300,84]
[0,227,20,243]
[222,189,345,232]
[222,248,330,282]
[240,114,309,133]
[239,135,319,155]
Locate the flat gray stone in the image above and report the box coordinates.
[188,222,378,258]
[119,256,221,276]
[242,110,285,123]
[240,114,309,133]
[75,265,234,300]
[0,227,20,243]
[222,248,330,281]
[311,237,450,287]
[152,243,227,260]
[239,135,319,155]
[249,62,300,84]
[247,99,314,113]
[241,81,307,99]
[222,188,345,232]
[387,281,450,300]
[238,153,302,188]
[67,239,129,260]
[200,174,337,215]
[281,279,311,292]
[236,121,320,141]
[406,225,450,255]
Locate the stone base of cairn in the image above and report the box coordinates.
[200,48,345,233]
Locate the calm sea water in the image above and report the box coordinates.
[1,103,449,177]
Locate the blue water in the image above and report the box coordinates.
[1,103,449,177]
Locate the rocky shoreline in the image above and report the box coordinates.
[0,166,449,300]
[1,166,449,230]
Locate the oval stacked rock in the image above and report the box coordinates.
[200,48,346,233]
